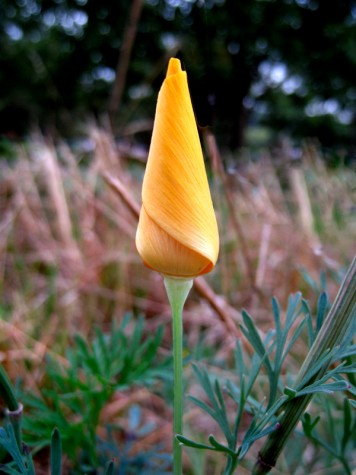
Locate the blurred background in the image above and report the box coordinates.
[1,0,356,157]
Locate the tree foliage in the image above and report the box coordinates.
[1,0,355,149]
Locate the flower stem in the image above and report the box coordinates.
[252,255,356,474]
[164,277,193,475]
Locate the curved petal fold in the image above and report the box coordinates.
[136,58,219,278]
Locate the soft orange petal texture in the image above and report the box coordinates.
[136,208,213,277]
[136,58,219,278]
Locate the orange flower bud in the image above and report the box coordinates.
[136,58,219,278]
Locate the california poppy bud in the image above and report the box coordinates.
[136,58,219,278]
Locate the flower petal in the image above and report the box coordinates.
[136,58,219,277]
[136,207,213,277]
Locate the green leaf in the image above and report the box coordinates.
[284,387,297,398]
[281,317,307,363]
[285,292,303,327]
[249,421,281,445]
[301,269,319,293]
[176,435,216,451]
[295,380,349,397]
[302,299,315,347]
[274,293,304,371]
[296,346,335,389]
[341,397,353,453]
[240,310,273,378]
[104,460,115,475]
[208,435,234,455]
[225,380,259,414]
[302,412,320,437]
[192,365,216,404]
[188,396,217,421]
[50,428,62,475]
[0,426,26,473]
[0,466,23,475]
[93,328,110,376]
[234,341,245,390]
[239,421,280,459]
[190,365,233,446]
[214,380,227,420]
[271,297,281,334]
[316,291,328,333]
[252,396,286,436]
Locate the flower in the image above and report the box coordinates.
[136,58,219,278]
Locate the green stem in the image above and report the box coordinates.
[252,255,356,475]
[5,404,23,452]
[340,457,352,475]
[164,277,193,475]
[225,454,239,475]
[295,257,356,387]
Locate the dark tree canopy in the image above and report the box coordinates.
[1,0,355,151]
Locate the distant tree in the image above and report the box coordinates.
[168,0,356,150]
[1,0,355,151]
[0,0,160,135]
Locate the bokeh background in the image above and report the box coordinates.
[1,0,356,154]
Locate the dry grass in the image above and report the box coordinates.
[0,127,355,472]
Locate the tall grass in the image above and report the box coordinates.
[0,129,355,472]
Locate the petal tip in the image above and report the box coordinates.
[167,58,182,77]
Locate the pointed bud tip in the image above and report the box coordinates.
[167,58,182,77]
